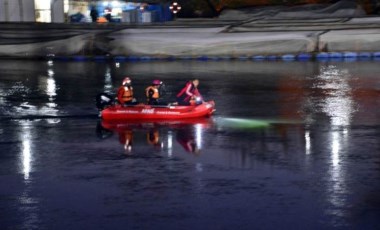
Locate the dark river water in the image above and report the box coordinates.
[0,59,379,229]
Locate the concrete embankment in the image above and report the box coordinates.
[1,16,380,60]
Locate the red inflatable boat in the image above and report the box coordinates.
[100,101,216,121]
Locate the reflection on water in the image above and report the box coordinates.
[46,78,56,97]
[41,61,59,122]
[316,65,354,127]
[21,139,31,180]
[0,60,379,229]
[195,124,203,150]
[103,65,114,94]
[167,130,174,157]
[17,120,34,182]
[21,125,32,181]
[328,130,348,218]
[18,120,40,229]
[98,119,212,155]
[305,64,356,225]
[305,130,311,155]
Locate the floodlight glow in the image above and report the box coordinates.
[112,1,119,7]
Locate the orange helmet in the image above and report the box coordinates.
[122,77,131,85]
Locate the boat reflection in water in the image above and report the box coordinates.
[97,118,213,155]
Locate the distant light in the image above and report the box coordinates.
[64,0,69,13]
[169,2,181,14]
[111,1,119,7]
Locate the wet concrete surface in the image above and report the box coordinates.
[0,60,379,229]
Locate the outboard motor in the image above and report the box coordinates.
[96,93,114,110]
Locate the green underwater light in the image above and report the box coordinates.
[216,117,270,129]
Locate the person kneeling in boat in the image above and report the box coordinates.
[145,79,168,106]
[176,79,202,106]
[117,77,138,106]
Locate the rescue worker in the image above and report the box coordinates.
[90,6,99,22]
[117,77,137,106]
[145,79,166,105]
[176,79,202,105]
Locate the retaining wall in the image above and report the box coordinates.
[1,18,380,61]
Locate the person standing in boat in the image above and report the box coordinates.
[145,79,167,105]
[176,79,202,105]
[117,77,137,106]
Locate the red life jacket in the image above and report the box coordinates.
[177,82,198,102]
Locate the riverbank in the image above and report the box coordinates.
[1,2,380,60]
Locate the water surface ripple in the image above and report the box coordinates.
[0,60,379,229]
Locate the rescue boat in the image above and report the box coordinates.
[96,92,215,121]
[100,101,215,121]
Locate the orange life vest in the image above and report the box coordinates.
[145,86,159,99]
[97,17,108,23]
[118,86,133,103]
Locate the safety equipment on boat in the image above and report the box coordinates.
[195,96,203,105]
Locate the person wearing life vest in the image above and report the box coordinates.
[145,79,165,105]
[117,77,137,105]
[176,79,202,105]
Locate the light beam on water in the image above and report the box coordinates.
[213,117,302,130]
